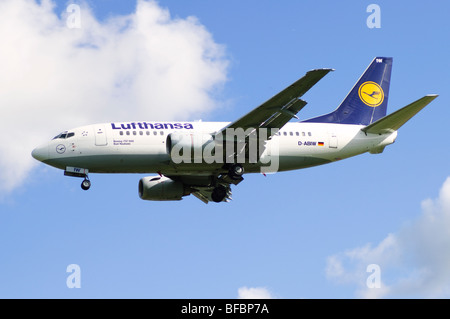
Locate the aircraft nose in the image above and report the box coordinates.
[31,144,49,162]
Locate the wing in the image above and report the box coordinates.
[218,68,334,135]
[215,69,333,162]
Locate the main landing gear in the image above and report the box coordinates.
[228,163,244,180]
[211,185,228,203]
[210,164,244,203]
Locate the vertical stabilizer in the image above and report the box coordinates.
[303,57,392,125]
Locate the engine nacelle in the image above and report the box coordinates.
[166,132,215,163]
[138,176,188,201]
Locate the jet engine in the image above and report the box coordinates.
[138,176,189,201]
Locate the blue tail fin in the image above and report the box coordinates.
[303,57,392,125]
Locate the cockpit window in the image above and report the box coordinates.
[53,131,75,140]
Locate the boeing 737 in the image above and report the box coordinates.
[31,57,438,203]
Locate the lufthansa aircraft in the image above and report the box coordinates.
[32,57,437,203]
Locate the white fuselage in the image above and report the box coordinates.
[33,121,397,176]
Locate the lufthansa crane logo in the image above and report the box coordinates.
[56,144,66,154]
[358,81,384,107]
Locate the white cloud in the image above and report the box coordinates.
[237,286,275,299]
[0,0,228,194]
[326,177,450,298]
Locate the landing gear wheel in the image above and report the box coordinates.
[229,164,244,180]
[211,185,227,203]
[81,179,91,191]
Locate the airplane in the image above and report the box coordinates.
[31,57,438,203]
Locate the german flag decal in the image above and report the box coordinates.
[318,142,324,146]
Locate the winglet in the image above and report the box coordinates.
[362,94,438,134]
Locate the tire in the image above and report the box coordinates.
[229,164,244,180]
[211,185,227,203]
[81,179,91,191]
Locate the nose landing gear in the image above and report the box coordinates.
[64,166,91,191]
[81,177,91,191]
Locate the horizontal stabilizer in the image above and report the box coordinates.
[362,95,438,134]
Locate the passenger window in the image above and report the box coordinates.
[126,131,130,136]
[160,131,164,135]
[283,132,287,136]
[308,132,312,136]
[146,131,150,135]
[289,132,293,136]
[120,131,123,136]
[296,132,299,136]
[153,131,157,135]
[139,131,143,136]
[302,132,305,136]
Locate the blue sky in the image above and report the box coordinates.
[0,0,449,298]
